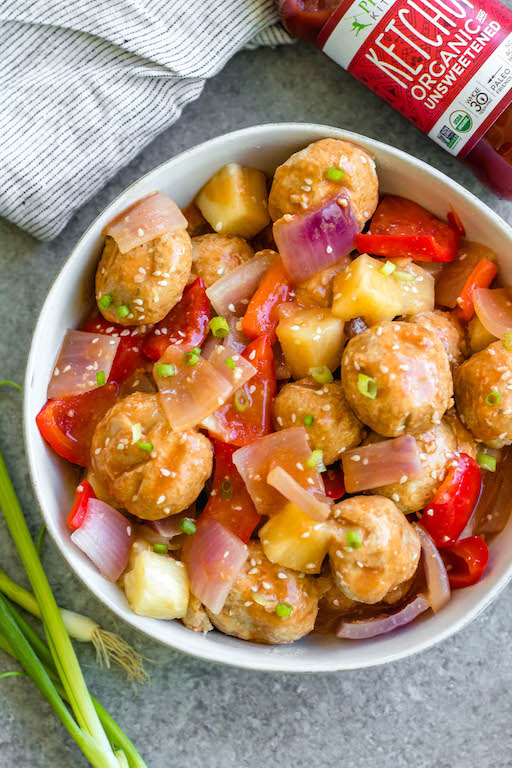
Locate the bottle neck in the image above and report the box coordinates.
[277,0,339,45]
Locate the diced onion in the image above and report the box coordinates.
[473,287,512,339]
[71,499,132,582]
[341,436,422,493]
[149,504,196,540]
[154,345,232,430]
[182,518,248,615]
[48,330,120,399]
[206,250,274,317]
[273,195,359,284]
[208,345,256,392]
[336,595,430,639]
[232,427,325,517]
[267,466,331,522]
[413,524,450,613]
[103,192,187,253]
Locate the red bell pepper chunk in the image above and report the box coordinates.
[67,480,96,530]
[453,257,498,323]
[322,467,345,500]
[356,233,455,263]
[447,208,465,237]
[82,314,148,386]
[242,255,292,343]
[142,277,210,361]
[200,440,260,543]
[419,453,482,547]
[366,195,461,262]
[442,536,489,589]
[36,383,118,466]
[206,335,276,447]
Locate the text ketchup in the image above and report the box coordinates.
[277,0,512,197]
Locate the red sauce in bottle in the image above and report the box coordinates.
[277,0,512,198]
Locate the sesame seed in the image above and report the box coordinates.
[277,572,287,579]
[137,228,144,236]
[392,493,400,502]
[228,303,236,313]
[351,455,361,462]
[157,495,165,505]
[326,246,333,254]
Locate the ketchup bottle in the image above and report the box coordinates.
[277,0,512,198]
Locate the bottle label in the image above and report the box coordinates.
[318,0,512,157]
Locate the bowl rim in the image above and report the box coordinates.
[23,121,512,673]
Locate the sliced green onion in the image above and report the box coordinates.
[98,294,113,311]
[96,371,106,387]
[379,260,396,276]
[234,389,250,412]
[503,333,512,351]
[131,423,142,444]
[393,269,414,281]
[0,381,22,391]
[306,449,326,472]
[275,602,293,618]
[477,452,497,472]
[209,316,230,338]
[184,348,201,366]
[116,304,130,319]
[221,480,232,499]
[309,366,333,384]
[156,363,176,377]
[303,414,314,427]
[346,530,362,549]
[485,391,502,406]
[152,543,168,554]
[326,167,344,181]
[137,441,153,452]
[178,518,196,536]
[225,356,237,371]
[358,373,377,399]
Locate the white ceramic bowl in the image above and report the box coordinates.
[24,123,512,672]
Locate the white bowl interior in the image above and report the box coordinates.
[24,123,512,672]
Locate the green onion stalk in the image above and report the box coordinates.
[0,449,139,767]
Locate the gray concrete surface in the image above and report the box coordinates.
[1,41,511,768]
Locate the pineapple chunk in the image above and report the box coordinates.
[195,163,270,239]
[468,315,497,353]
[276,307,344,379]
[259,503,332,573]
[123,550,189,620]
[331,253,434,325]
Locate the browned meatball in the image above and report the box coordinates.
[443,407,478,459]
[191,234,254,288]
[90,393,213,520]
[328,496,420,604]
[268,138,379,230]
[407,310,468,370]
[96,231,192,326]
[272,378,364,465]
[182,596,213,634]
[342,321,453,437]
[206,542,320,645]
[454,341,512,447]
[364,421,458,513]
[182,201,212,238]
[295,258,351,308]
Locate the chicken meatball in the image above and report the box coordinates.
[295,258,351,308]
[328,496,420,604]
[364,421,458,513]
[342,321,453,437]
[407,310,468,370]
[454,340,512,447]
[90,393,213,520]
[272,378,364,465]
[182,596,213,634]
[96,230,192,326]
[268,138,378,230]
[206,542,320,645]
[191,234,254,288]
[443,407,478,460]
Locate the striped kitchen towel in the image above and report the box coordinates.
[0,1,290,240]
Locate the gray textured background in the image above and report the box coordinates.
[1,42,511,768]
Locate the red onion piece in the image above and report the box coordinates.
[206,250,274,317]
[208,345,256,392]
[149,504,197,539]
[273,194,359,284]
[71,499,132,582]
[233,427,325,517]
[182,518,248,615]
[225,316,251,354]
[103,192,187,253]
[413,524,451,613]
[48,330,120,399]
[336,595,430,639]
[154,344,232,429]
[473,287,512,339]
[341,436,422,493]
[267,466,331,521]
